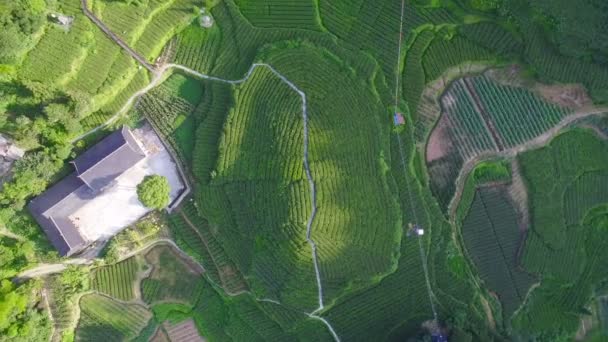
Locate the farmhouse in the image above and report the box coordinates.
[28,125,184,256]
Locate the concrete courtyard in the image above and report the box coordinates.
[69,124,184,241]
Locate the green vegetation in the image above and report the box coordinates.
[473,160,511,184]
[514,129,608,339]
[460,187,535,318]
[137,175,171,209]
[2,0,608,339]
[138,73,203,163]
[46,265,90,340]
[426,73,571,211]
[141,245,202,304]
[76,294,152,341]
[0,278,51,341]
[91,257,141,301]
[0,1,46,66]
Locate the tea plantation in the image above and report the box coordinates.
[4,0,608,341]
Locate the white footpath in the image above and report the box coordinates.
[70,124,184,241]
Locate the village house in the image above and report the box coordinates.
[28,126,185,256]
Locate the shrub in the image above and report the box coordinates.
[137,175,170,210]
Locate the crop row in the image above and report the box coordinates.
[514,130,608,335]
[134,0,197,61]
[19,3,91,85]
[460,22,524,56]
[91,256,139,301]
[269,45,404,300]
[470,76,570,147]
[174,24,222,74]
[443,80,497,159]
[77,294,151,340]
[461,187,535,317]
[563,171,608,226]
[179,203,249,294]
[214,67,304,183]
[403,30,435,117]
[235,0,321,30]
[422,36,494,82]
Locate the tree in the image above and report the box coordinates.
[43,103,69,124]
[136,175,171,209]
[103,241,120,264]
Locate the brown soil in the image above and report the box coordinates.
[416,62,493,141]
[536,83,591,109]
[163,319,206,342]
[150,326,170,342]
[480,296,496,331]
[425,116,451,162]
[574,313,594,341]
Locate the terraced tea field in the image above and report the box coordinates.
[91,256,141,301]
[425,71,575,210]
[16,0,608,341]
[460,186,536,318]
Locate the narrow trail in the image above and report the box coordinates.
[393,0,439,322]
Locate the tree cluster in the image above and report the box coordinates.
[0,279,51,341]
[0,0,47,65]
[137,175,171,210]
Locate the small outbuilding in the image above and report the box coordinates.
[49,13,74,27]
[393,112,405,126]
[199,8,214,28]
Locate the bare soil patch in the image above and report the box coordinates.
[536,83,591,109]
[150,326,170,342]
[163,319,206,342]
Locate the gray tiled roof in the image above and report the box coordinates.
[28,126,146,256]
[27,174,88,256]
[73,126,145,191]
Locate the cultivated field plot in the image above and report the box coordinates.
[76,294,152,341]
[514,130,608,335]
[461,187,535,318]
[163,319,205,342]
[425,71,573,210]
[138,73,204,163]
[141,245,203,304]
[169,203,249,295]
[563,171,608,226]
[234,0,321,31]
[91,256,142,301]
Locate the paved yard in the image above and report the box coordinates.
[70,124,184,241]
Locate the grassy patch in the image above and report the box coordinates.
[76,294,152,341]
